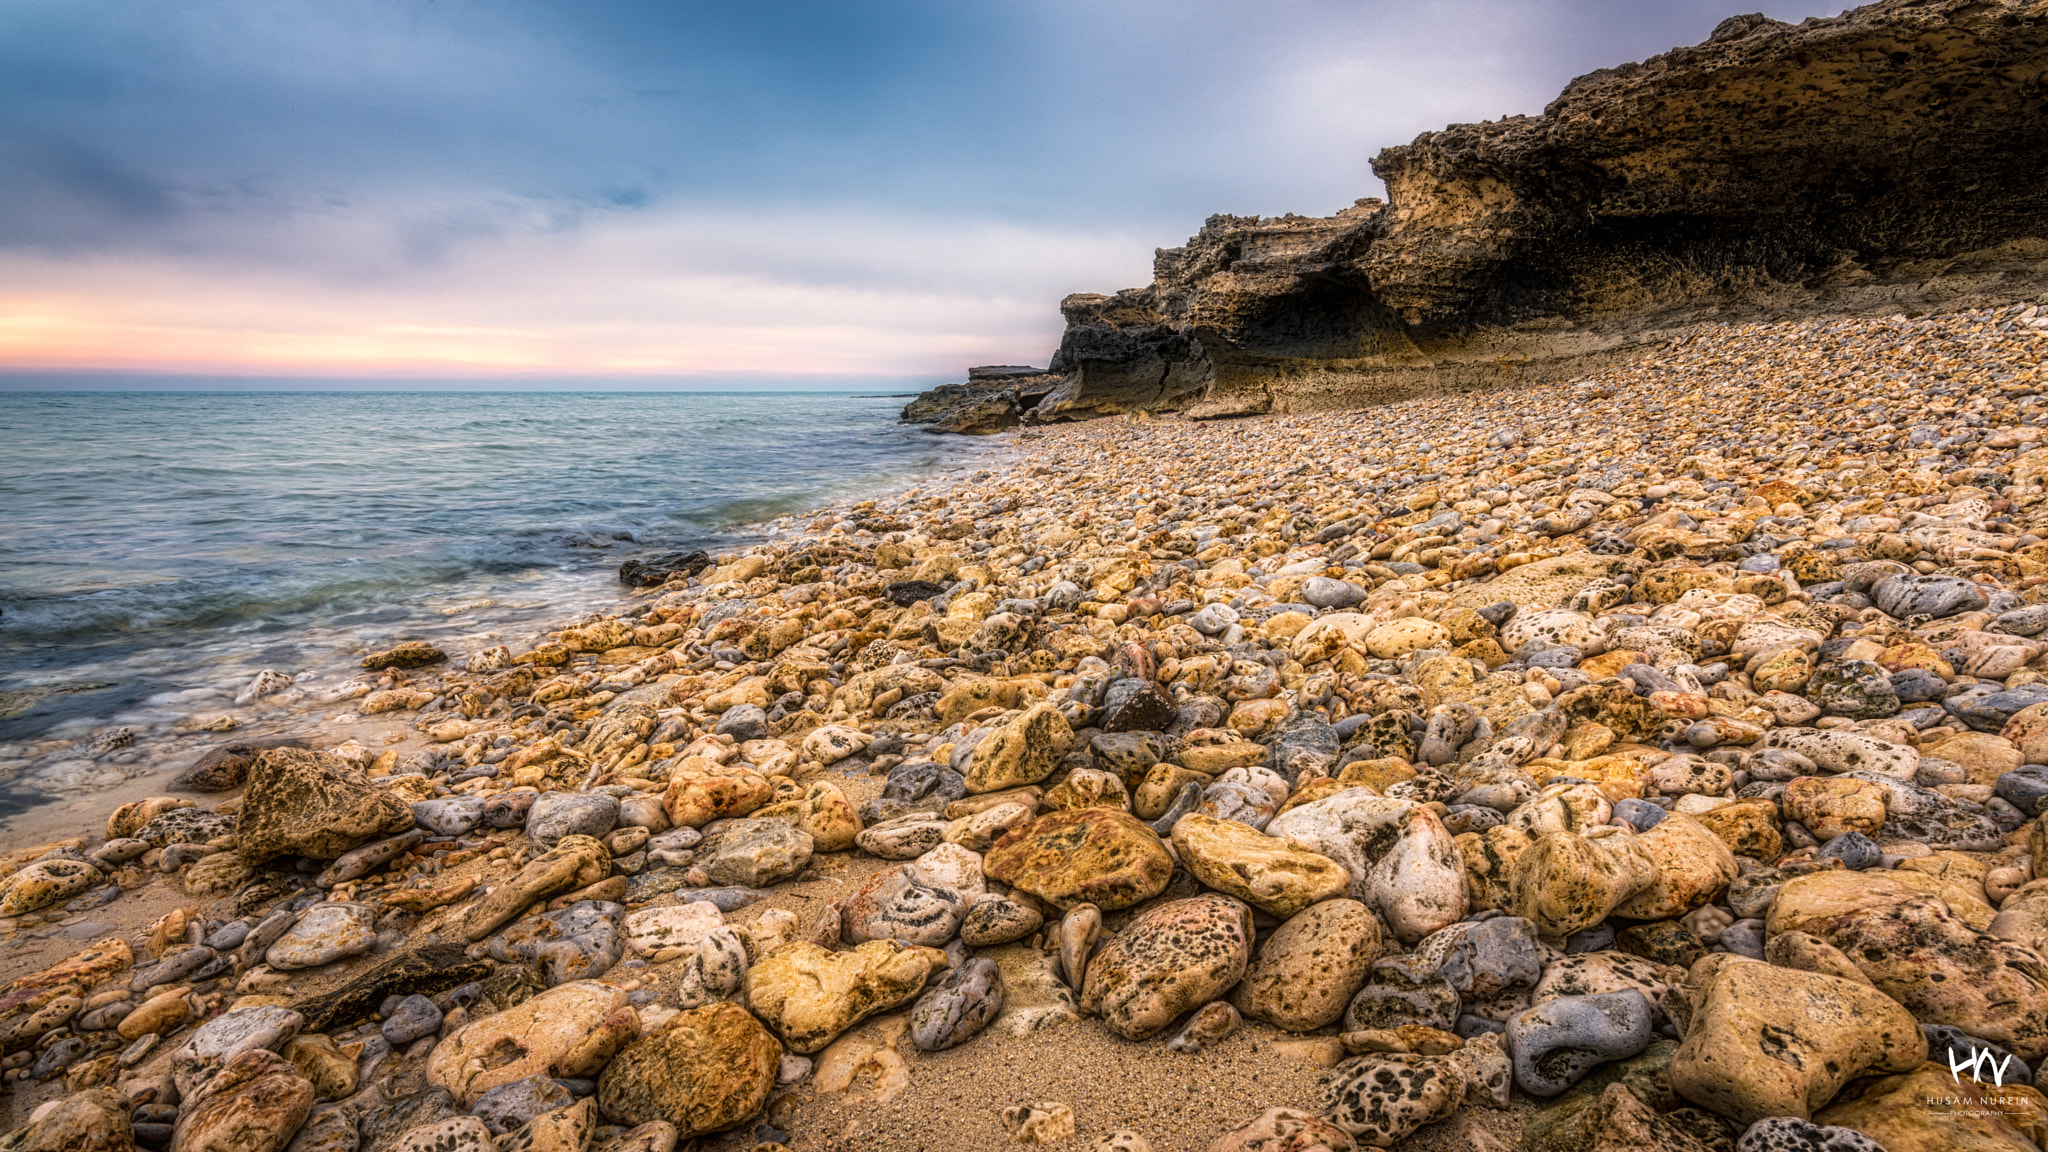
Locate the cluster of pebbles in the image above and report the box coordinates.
[5,304,2048,1152]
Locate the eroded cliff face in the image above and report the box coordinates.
[1044,0,2048,419]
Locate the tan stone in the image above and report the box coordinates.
[1231,898,1383,1032]
[1080,894,1252,1040]
[962,703,1073,794]
[1611,814,1737,920]
[1781,776,1887,841]
[743,940,934,1054]
[235,749,414,864]
[1922,731,2023,787]
[1509,828,1657,938]
[427,981,634,1105]
[1815,1063,2048,1152]
[1670,957,1924,1124]
[1170,814,1349,918]
[984,808,1174,912]
[751,781,861,852]
[595,1002,781,1137]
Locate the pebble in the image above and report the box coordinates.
[13,299,2048,1150]
[266,903,377,970]
[908,955,1004,1051]
[380,995,444,1045]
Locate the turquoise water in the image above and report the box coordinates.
[0,390,990,822]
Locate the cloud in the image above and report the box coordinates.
[0,0,1853,380]
[0,205,1155,380]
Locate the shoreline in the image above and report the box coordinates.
[1,306,2046,1152]
[0,427,1015,848]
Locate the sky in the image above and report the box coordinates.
[0,0,1850,388]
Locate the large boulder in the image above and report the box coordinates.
[1508,828,1657,939]
[235,749,415,864]
[0,1089,133,1152]
[169,1050,314,1152]
[1231,898,1383,1031]
[963,703,1074,794]
[1609,814,1736,920]
[1813,1063,2048,1152]
[1781,888,2048,1061]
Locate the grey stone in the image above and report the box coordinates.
[411,797,485,837]
[1505,989,1654,1096]
[1720,919,1765,959]
[841,866,966,948]
[1944,682,2048,731]
[1344,955,1459,1033]
[1921,1023,2034,1086]
[1302,577,1366,609]
[268,903,378,970]
[171,1004,304,1098]
[468,1074,574,1136]
[1810,660,1899,719]
[525,793,619,850]
[959,895,1042,947]
[687,820,813,888]
[1611,799,1666,832]
[1872,573,1990,619]
[1737,1117,1890,1152]
[485,901,624,986]
[380,995,444,1045]
[1995,765,2048,817]
[909,956,1004,1051]
[882,760,967,805]
[1815,830,1880,870]
[1436,916,1543,1000]
[318,831,427,888]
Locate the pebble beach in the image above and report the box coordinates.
[5,303,2048,1152]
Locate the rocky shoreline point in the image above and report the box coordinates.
[895,0,2048,426]
[3,304,2048,1152]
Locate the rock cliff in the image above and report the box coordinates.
[1038,0,2048,419]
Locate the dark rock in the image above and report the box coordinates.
[292,944,493,1034]
[379,995,443,1045]
[1344,955,1459,1032]
[469,1074,575,1135]
[1995,765,2048,818]
[525,793,619,850]
[713,705,769,742]
[357,1088,458,1152]
[360,642,445,671]
[617,550,710,588]
[884,581,947,607]
[1099,680,1177,734]
[486,902,625,986]
[909,956,1004,1051]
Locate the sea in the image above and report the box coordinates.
[0,389,996,835]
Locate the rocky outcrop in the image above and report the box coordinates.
[1038,0,2048,419]
[900,367,1063,435]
